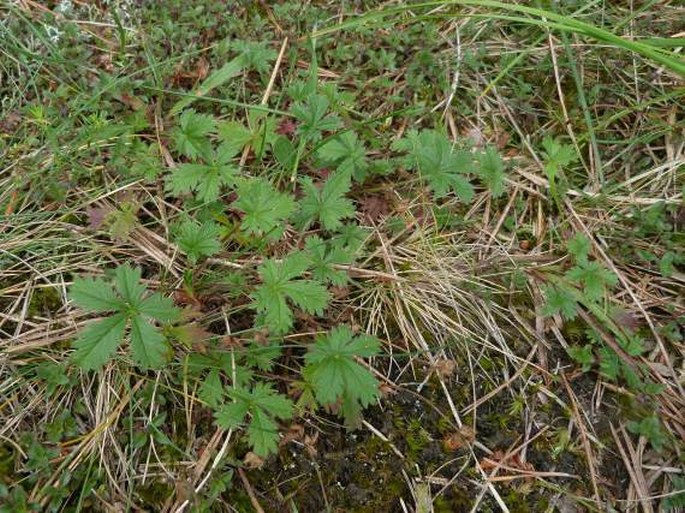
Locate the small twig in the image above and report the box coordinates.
[561,374,601,503]
[362,420,405,459]
[238,468,266,513]
[239,37,289,168]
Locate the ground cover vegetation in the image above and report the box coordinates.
[0,0,683,511]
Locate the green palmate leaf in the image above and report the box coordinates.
[541,285,578,320]
[215,383,294,456]
[567,233,591,265]
[251,254,330,334]
[72,313,128,370]
[217,120,253,156]
[393,129,474,200]
[129,315,169,369]
[175,219,222,263]
[248,382,294,420]
[172,109,216,160]
[138,293,181,323]
[621,334,646,357]
[628,415,666,451]
[304,236,351,285]
[598,347,620,381]
[291,94,342,142]
[234,178,295,240]
[69,277,121,312]
[568,344,594,372]
[166,147,238,202]
[566,262,617,302]
[114,265,146,305]
[542,136,578,170]
[247,408,280,457]
[198,369,224,408]
[295,170,356,231]
[215,401,249,430]
[303,325,381,423]
[318,131,368,180]
[233,40,277,75]
[243,341,282,371]
[70,265,181,370]
[477,146,506,198]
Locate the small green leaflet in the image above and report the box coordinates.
[392,129,474,200]
[214,383,294,457]
[217,112,277,159]
[233,178,295,240]
[303,325,381,424]
[251,253,329,334]
[198,369,224,408]
[568,344,594,372]
[216,121,253,156]
[295,170,356,231]
[541,284,578,320]
[166,144,238,202]
[317,131,368,180]
[542,135,578,172]
[232,40,277,75]
[70,265,181,370]
[541,136,577,207]
[172,109,216,160]
[174,219,222,263]
[627,415,666,452]
[303,235,352,285]
[567,233,591,265]
[291,94,342,142]
[565,262,617,302]
[476,146,506,198]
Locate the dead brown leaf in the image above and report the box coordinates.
[243,451,265,470]
[442,425,475,452]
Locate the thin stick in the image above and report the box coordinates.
[239,37,289,168]
[238,468,266,513]
[561,374,601,502]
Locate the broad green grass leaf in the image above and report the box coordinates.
[170,57,245,116]
[69,277,121,312]
[72,313,127,370]
[129,315,168,369]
